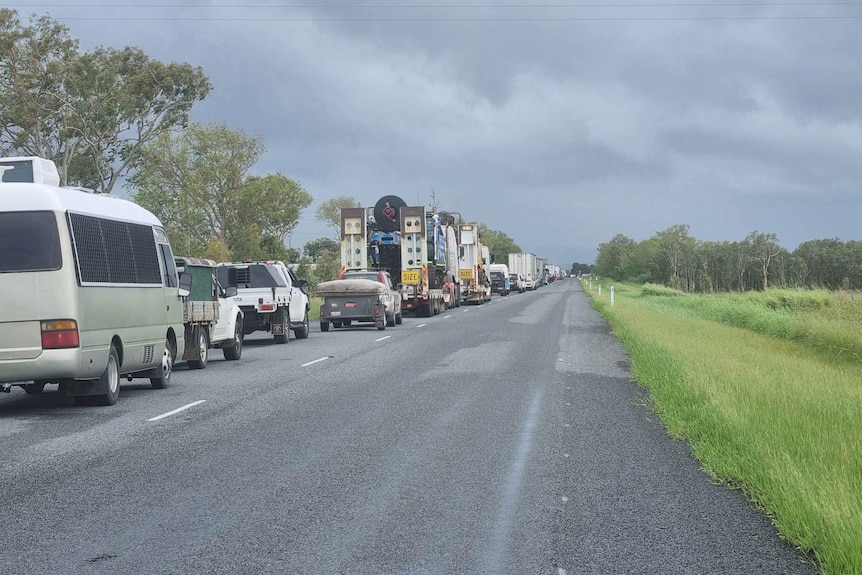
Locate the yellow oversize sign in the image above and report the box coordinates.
[402,270,421,284]
[459,269,474,280]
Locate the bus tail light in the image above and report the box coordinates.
[41,320,80,349]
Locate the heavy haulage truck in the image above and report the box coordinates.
[340,195,461,318]
[458,223,491,304]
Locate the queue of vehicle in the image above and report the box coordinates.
[0,159,563,407]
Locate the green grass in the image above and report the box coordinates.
[585,281,862,574]
[310,296,323,322]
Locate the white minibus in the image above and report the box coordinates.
[0,157,187,406]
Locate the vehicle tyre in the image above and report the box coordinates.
[22,382,46,395]
[386,310,396,327]
[223,320,243,361]
[377,323,386,331]
[94,345,121,406]
[320,321,330,332]
[273,308,289,344]
[150,336,174,389]
[343,320,352,327]
[187,326,209,370]
[294,311,310,339]
[395,311,403,325]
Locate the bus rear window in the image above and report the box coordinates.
[0,211,62,272]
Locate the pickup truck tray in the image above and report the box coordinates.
[317,280,386,328]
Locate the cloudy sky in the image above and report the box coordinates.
[11,1,862,265]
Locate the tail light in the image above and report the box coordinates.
[260,303,275,312]
[41,320,80,349]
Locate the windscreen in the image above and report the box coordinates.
[490,271,505,280]
[0,211,62,273]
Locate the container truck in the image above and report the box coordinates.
[508,252,539,290]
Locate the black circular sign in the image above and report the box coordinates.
[373,195,407,233]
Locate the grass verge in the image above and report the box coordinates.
[585,282,862,575]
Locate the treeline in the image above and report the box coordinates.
[595,225,862,292]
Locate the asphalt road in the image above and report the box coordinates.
[0,280,819,575]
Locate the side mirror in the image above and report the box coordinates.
[224,286,238,298]
[298,279,309,289]
[178,272,192,298]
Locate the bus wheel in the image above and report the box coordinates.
[150,337,174,389]
[187,326,209,370]
[93,345,121,406]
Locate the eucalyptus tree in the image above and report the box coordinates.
[745,231,782,290]
[476,224,522,264]
[130,123,312,259]
[0,9,211,192]
[316,196,360,239]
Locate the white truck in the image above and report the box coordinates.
[508,252,539,290]
[216,261,310,344]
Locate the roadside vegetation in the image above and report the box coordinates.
[585,281,862,575]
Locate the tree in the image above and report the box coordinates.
[316,196,360,239]
[476,224,521,263]
[0,10,211,193]
[303,237,340,263]
[653,225,698,291]
[595,234,635,281]
[130,123,312,258]
[746,231,782,290]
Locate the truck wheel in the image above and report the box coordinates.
[320,321,330,332]
[395,311,403,325]
[187,326,209,370]
[273,308,289,344]
[223,320,243,361]
[150,336,174,389]
[377,322,386,331]
[386,310,396,327]
[93,345,121,406]
[294,312,310,339]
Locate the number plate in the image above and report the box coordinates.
[402,270,420,284]
[330,311,341,317]
[459,269,474,280]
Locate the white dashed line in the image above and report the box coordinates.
[375,335,391,342]
[462,309,470,313]
[301,356,331,367]
[148,400,207,422]
[417,323,428,328]
[442,315,452,319]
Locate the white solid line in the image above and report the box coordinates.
[148,400,207,422]
[375,335,392,342]
[302,356,331,367]
[417,323,428,328]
